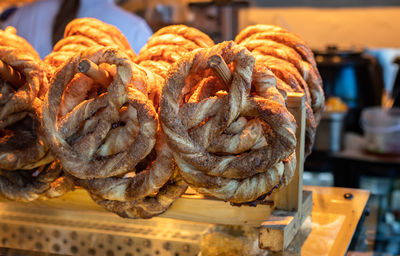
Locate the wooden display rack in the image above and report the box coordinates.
[159,92,311,252]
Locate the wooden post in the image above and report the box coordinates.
[208,54,232,86]
[258,92,309,252]
[78,59,112,87]
[274,93,306,212]
[0,59,25,89]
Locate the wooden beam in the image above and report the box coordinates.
[160,193,275,226]
[258,190,312,251]
[274,92,306,212]
[78,59,112,87]
[208,54,232,86]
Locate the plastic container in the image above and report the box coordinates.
[314,111,347,152]
[361,107,400,155]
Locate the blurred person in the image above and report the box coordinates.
[1,0,152,58]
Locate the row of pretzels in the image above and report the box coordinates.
[0,18,324,219]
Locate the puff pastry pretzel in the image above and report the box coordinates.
[43,46,186,217]
[0,27,73,201]
[235,25,324,155]
[137,25,214,78]
[45,18,136,72]
[160,41,296,203]
[43,46,157,179]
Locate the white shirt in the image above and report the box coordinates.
[2,0,152,59]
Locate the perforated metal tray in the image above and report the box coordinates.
[0,199,210,256]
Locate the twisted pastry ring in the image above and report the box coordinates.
[238,35,324,124]
[137,25,214,78]
[0,161,74,201]
[43,46,157,179]
[64,18,136,60]
[0,27,49,170]
[44,35,98,71]
[160,41,296,203]
[82,138,188,218]
[235,25,325,155]
[0,27,73,201]
[53,47,186,217]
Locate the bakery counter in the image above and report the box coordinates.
[0,185,369,256]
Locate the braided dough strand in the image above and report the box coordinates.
[89,171,187,219]
[78,131,188,219]
[0,27,50,170]
[0,27,72,201]
[43,46,158,179]
[160,41,296,203]
[236,25,325,155]
[0,161,74,201]
[64,18,136,60]
[137,25,214,78]
[45,18,137,74]
[78,130,184,202]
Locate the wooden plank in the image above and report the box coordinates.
[0,189,275,226]
[284,216,312,255]
[274,92,306,212]
[258,190,312,251]
[268,216,313,256]
[161,194,274,226]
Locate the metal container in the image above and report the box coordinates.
[314,111,347,152]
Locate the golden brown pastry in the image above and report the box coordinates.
[160,41,296,203]
[44,35,98,71]
[0,27,73,201]
[84,25,215,217]
[43,46,157,178]
[0,161,73,201]
[44,18,136,73]
[235,24,325,155]
[86,25,216,217]
[82,135,187,219]
[0,26,48,168]
[64,18,136,61]
[43,46,186,218]
[137,25,214,78]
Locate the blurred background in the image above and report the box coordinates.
[1,0,400,255]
